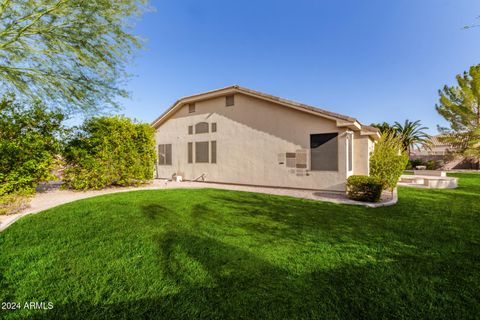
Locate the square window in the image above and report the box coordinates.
[195,141,209,163]
[211,123,217,132]
[188,103,195,113]
[226,95,234,107]
[188,125,193,135]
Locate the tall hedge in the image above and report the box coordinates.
[63,116,156,190]
[0,96,64,196]
[370,132,409,192]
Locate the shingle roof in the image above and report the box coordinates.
[429,135,453,146]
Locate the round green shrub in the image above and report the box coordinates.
[346,175,384,203]
[426,160,442,170]
[407,158,425,170]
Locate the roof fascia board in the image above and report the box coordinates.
[360,131,381,140]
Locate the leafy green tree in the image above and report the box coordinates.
[436,65,480,164]
[0,95,64,196]
[393,119,430,155]
[370,131,409,193]
[63,116,156,190]
[0,0,149,113]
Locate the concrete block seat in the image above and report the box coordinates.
[400,176,425,184]
[413,170,447,177]
[399,174,458,189]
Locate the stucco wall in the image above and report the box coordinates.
[353,134,372,176]
[155,93,370,191]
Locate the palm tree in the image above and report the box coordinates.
[393,120,431,155]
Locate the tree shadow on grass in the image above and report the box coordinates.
[190,203,217,231]
[209,188,480,248]
[8,187,479,319]
[29,231,479,320]
[141,204,173,220]
[207,192,403,245]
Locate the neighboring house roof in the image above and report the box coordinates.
[429,135,453,147]
[151,85,380,140]
[411,135,458,156]
[416,135,457,150]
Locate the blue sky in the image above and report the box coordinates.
[119,0,480,134]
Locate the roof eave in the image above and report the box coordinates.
[360,130,381,141]
[336,121,362,131]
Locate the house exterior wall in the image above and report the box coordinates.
[154,93,372,191]
[353,134,373,176]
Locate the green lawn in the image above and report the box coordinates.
[1,173,479,319]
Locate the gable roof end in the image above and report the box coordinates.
[151,85,380,140]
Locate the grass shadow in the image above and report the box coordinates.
[141,204,172,220]
[30,231,480,319]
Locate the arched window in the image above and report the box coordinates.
[195,122,209,134]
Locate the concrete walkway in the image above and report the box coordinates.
[0,180,397,232]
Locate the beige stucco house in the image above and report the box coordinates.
[151,86,380,192]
